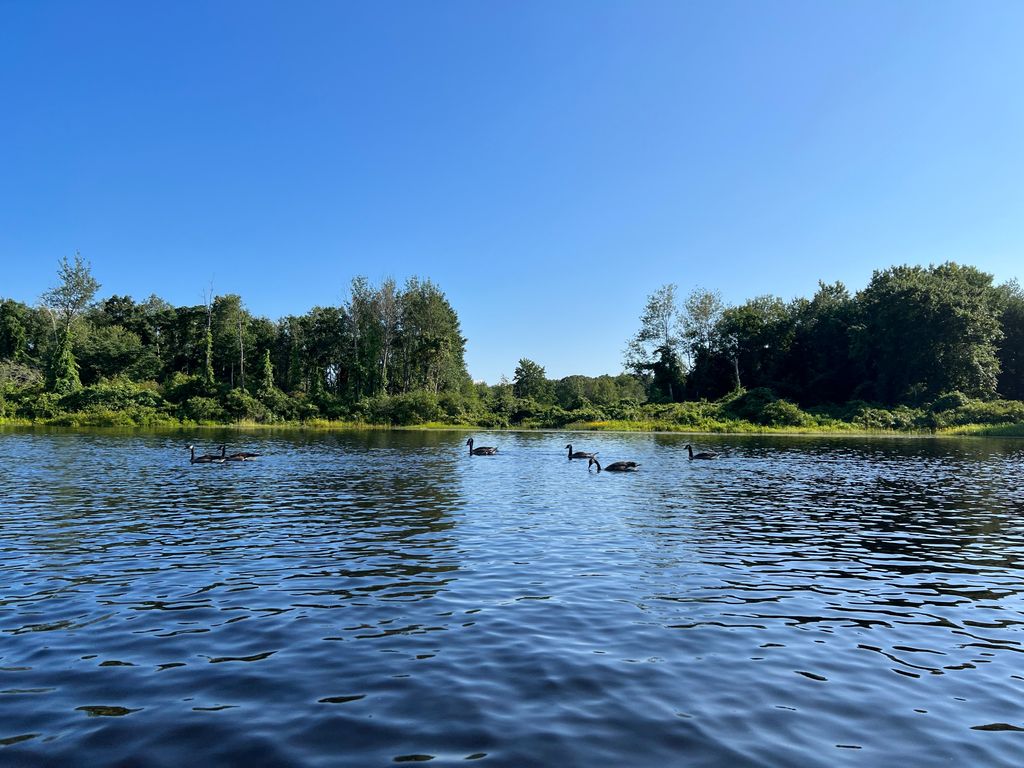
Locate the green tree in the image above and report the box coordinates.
[49,332,81,394]
[513,357,549,400]
[258,348,275,398]
[854,263,1003,402]
[716,295,793,395]
[0,299,30,362]
[625,284,686,401]
[996,280,1024,400]
[75,324,145,384]
[40,253,101,338]
[680,287,726,399]
[40,253,100,394]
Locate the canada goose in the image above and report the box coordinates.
[220,444,261,461]
[588,457,639,472]
[466,437,498,456]
[188,445,224,464]
[566,444,597,460]
[684,444,719,460]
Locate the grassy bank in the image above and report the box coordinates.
[4,413,1024,438]
[4,380,1024,437]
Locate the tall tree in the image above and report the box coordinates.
[0,300,30,363]
[996,280,1024,400]
[39,253,101,339]
[625,284,686,402]
[40,253,100,394]
[257,348,275,398]
[513,358,548,400]
[854,263,1003,402]
[680,287,725,399]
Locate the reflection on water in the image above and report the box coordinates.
[1,429,1023,766]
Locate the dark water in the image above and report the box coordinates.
[1,429,1023,766]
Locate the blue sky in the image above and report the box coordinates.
[2,1,1022,382]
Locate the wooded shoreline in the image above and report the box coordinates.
[3,257,1023,436]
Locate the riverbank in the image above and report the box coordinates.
[3,414,1023,437]
[4,381,1024,436]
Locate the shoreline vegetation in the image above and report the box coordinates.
[2,391,1023,438]
[2,256,1023,439]
[3,418,1023,439]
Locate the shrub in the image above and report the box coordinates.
[930,391,971,413]
[224,389,271,422]
[721,387,777,422]
[164,372,210,404]
[759,399,813,427]
[60,378,167,413]
[362,392,443,425]
[181,396,227,423]
[260,387,295,420]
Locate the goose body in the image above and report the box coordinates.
[684,444,719,460]
[220,444,261,461]
[566,444,597,460]
[189,445,224,464]
[588,457,639,472]
[466,437,498,456]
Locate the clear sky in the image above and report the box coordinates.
[2,1,1022,383]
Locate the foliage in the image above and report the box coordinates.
[48,332,81,395]
[624,283,687,402]
[513,358,550,401]
[224,389,272,422]
[39,253,100,336]
[3,258,1024,435]
[853,263,1003,401]
[181,396,227,423]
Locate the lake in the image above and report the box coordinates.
[1,429,1022,766]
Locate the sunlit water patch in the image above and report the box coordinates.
[1,429,1023,766]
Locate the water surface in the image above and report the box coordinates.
[1,429,1023,766]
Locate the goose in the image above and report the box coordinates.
[188,445,224,464]
[588,457,639,472]
[220,444,261,461]
[566,444,597,460]
[466,437,498,456]
[684,444,719,460]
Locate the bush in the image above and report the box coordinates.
[935,398,1024,428]
[181,396,227,423]
[930,391,971,413]
[260,387,295,420]
[224,389,271,422]
[27,392,63,420]
[850,404,923,430]
[361,392,443,425]
[59,378,167,413]
[721,387,777,422]
[164,372,211,404]
[438,391,470,423]
[759,399,813,427]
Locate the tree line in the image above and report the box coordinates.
[623,263,1024,407]
[1,256,1022,429]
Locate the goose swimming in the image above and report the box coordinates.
[220,444,261,461]
[188,445,224,464]
[588,457,639,472]
[684,444,719,460]
[466,437,498,456]
[566,444,597,460]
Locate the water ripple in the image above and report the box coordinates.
[1,429,1022,766]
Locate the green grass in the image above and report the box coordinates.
[938,423,1024,437]
[4,412,1023,438]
